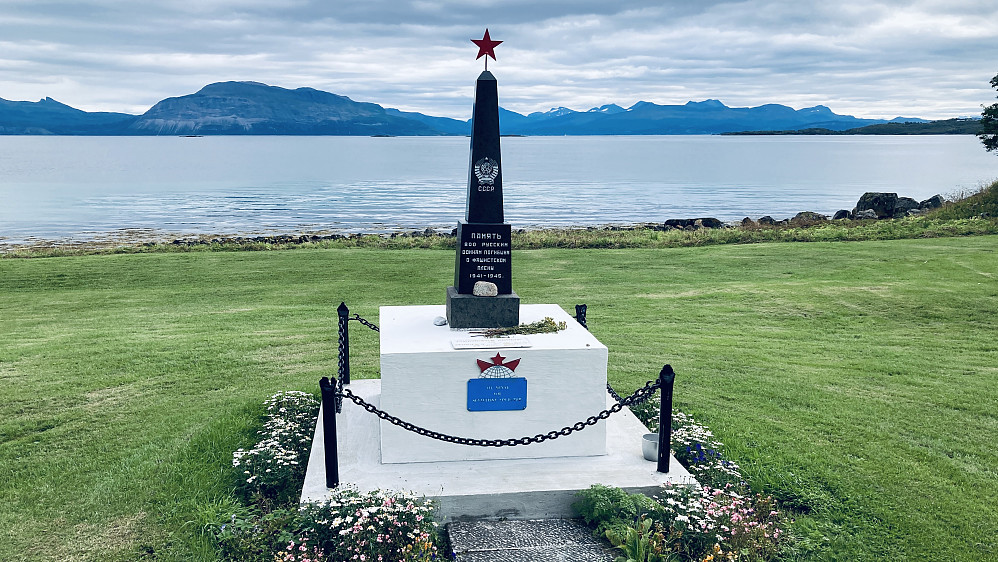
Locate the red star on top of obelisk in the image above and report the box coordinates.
[472,28,502,70]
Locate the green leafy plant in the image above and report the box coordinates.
[574,484,663,539]
[274,536,326,562]
[605,517,673,562]
[701,486,784,561]
[978,72,998,153]
[215,508,303,562]
[653,483,717,558]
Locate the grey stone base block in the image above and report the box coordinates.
[448,519,615,561]
[446,285,520,328]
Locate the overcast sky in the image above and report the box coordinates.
[1,0,995,120]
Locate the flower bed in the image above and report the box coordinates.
[232,391,320,507]
[215,390,787,561]
[216,391,446,561]
[576,401,789,561]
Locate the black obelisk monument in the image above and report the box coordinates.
[446,31,520,329]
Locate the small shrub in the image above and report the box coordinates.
[215,508,302,562]
[628,395,661,432]
[274,537,325,562]
[574,484,663,538]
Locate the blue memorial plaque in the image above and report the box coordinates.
[467,377,527,411]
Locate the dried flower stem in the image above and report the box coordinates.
[471,316,568,338]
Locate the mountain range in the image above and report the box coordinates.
[0,80,933,136]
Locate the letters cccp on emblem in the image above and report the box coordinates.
[474,157,498,191]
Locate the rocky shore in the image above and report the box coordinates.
[0,191,946,253]
[645,191,945,232]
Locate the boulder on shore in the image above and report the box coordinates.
[832,209,851,220]
[663,217,724,230]
[920,194,944,209]
[854,192,898,219]
[894,197,920,217]
[791,211,828,225]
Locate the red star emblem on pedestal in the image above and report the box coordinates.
[477,352,520,373]
[472,29,502,69]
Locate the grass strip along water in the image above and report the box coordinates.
[3,214,997,257]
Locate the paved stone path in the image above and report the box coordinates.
[447,519,616,562]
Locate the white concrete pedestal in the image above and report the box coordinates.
[300,379,695,522]
[379,304,608,463]
[300,302,696,521]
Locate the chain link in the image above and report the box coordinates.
[335,314,348,412]
[337,377,661,448]
[350,314,380,332]
[605,382,657,407]
[624,384,658,407]
[606,382,624,404]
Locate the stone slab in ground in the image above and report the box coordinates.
[301,379,694,521]
[448,519,616,562]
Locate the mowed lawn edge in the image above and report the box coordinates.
[1,238,996,561]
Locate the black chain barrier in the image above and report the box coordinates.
[350,314,380,332]
[336,377,661,448]
[343,309,657,423]
[335,303,351,408]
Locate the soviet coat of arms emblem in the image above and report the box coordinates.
[473,157,499,187]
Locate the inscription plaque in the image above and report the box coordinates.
[467,377,528,411]
[454,221,512,294]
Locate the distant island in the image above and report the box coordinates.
[0,80,981,136]
[724,118,981,136]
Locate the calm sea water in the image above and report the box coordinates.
[1,135,996,244]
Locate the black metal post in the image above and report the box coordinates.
[319,377,340,488]
[575,304,588,330]
[337,302,350,385]
[657,364,676,473]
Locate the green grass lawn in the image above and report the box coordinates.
[2,238,997,561]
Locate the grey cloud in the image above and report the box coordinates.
[0,0,994,119]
